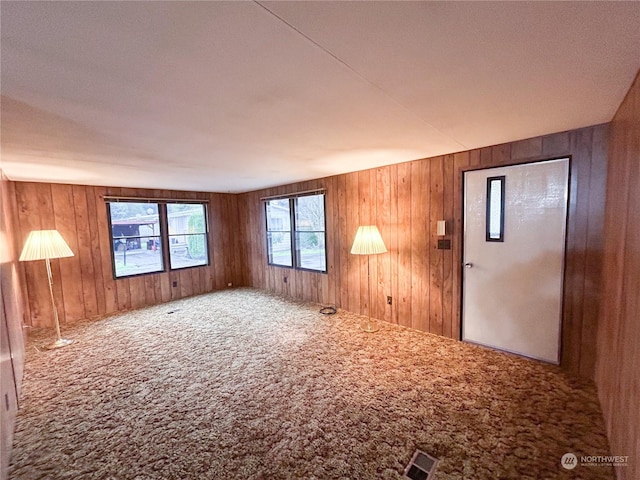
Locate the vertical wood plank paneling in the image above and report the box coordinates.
[511,137,543,160]
[346,172,360,313]
[15,183,242,327]
[238,123,609,384]
[376,167,392,323]
[452,151,470,339]
[85,186,106,315]
[106,187,132,310]
[563,128,593,373]
[11,182,32,325]
[210,193,227,291]
[44,184,67,323]
[429,156,444,336]
[35,184,65,321]
[442,154,455,338]
[337,174,349,311]
[410,161,427,331]
[144,274,156,306]
[580,126,607,377]
[396,162,412,327]
[94,187,119,313]
[51,184,86,322]
[596,71,639,480]
[16,183,50,327]
[388,164,399,325]
[323,176,336,306]
[479,147,492,166]
[469,149,481,168]
[71,185,99,318]
[542,131,570,157]
[491,143,511,165]
[358,171,371,317]
[226,194,242,288]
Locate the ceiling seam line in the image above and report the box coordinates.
[253,1,468,151]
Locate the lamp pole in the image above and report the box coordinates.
[364,253,378,332]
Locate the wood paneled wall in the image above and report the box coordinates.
[596,71,639,480]
[12,183,244,328]
[238,124,608,378]
[1,172,26,480]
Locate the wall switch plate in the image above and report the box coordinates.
[283,276,287,283]
[227,283,232,287]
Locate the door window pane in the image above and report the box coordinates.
[486,176,505,242]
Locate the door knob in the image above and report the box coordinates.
[464,262,473,268]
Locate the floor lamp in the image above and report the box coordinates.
[19,230,75,349]
[350,225,387,333]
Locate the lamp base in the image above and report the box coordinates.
[46,338,74,350]
[360,319,379,333]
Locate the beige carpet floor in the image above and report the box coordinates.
[9,288,613,479]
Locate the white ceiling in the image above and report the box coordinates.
[1,1,639,193]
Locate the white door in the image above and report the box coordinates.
[462,158,569,364]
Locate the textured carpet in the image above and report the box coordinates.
[10,288,613,479]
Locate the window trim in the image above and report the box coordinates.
[106,200,210,279]
[264,193,327,274]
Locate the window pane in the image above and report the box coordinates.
[167,204,207,234]
[110,202,164,278]
[295,195,325,231]
[167,203,209,269]
[266,199,291,231]
[266,199,292,266]
[169,234,208,269]
[296,231,326,271]
[267,231,293,267]
[486,176,505,242]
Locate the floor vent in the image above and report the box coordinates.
[403,450,438,480]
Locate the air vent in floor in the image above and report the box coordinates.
[403,449,438,480]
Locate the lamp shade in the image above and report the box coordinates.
[19,230,74,261]
[350,225,387,255]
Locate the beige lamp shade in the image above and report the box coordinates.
[19,230,75,261]
[350,225,387,255]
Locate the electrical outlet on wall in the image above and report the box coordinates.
[387,296,392,305]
